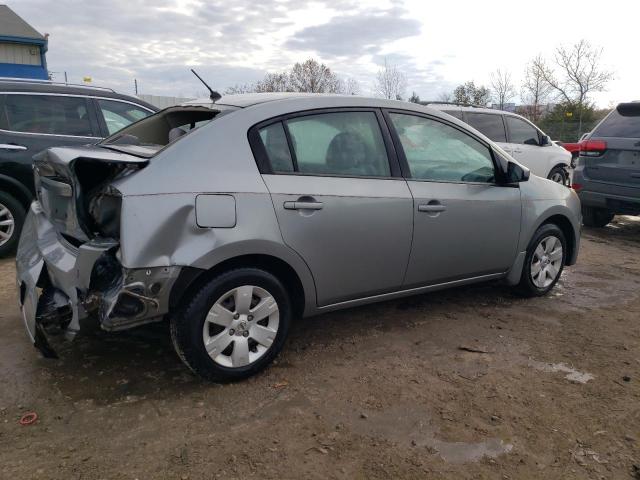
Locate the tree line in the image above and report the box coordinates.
[223,39,613,140]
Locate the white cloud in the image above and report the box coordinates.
[12,0,634,105]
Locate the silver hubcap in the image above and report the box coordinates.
[0,202,15,247]
[202,285,279,368]
[531,235,563,288]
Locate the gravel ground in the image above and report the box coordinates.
[1,217,639,479]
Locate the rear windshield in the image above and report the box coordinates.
[593,106,640,138]
[99,105,233,157]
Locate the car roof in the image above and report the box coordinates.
[183,92,463,114]
[427,103,502,115]
[0,79,157,110]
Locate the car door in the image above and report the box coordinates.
[252,109,414,306]
[504,115,548,177]
[0,93,102,194]
[384,111,521,287]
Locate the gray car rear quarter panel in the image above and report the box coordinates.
[111,96,580,316]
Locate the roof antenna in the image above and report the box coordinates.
[190,68,221,103]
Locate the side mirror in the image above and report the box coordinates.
[507,161,530,183]
[540,135,551,146]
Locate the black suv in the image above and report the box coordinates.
[0,79,156,256]
[573,102,640,227]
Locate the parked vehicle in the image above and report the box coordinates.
[16,94,581,381]
[557,141,580,167]
[572,102,640,227]
[426,102,572,185]
[0,78,157,256]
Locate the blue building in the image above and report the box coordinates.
[0,5,48,80]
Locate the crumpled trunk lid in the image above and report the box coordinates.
[33,145,148,243]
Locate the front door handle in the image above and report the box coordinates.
[0,144,27,151]
[283,201,324,210]
[418,204,446,213]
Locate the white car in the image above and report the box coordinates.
[428,103,572,184]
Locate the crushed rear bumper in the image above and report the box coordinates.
[16,202,180,355]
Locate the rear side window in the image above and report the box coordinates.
[0,94,93,136]
[464,112,507,142]
[505,116,540,145]
[593,108,640,138]
[97,99,152,135]
[259,122,294,172]
[259,111,391,177]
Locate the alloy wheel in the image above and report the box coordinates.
[202,285,280,368]
[530,235,563,288]
[0,202,15,248]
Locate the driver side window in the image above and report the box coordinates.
[389,113,495,183]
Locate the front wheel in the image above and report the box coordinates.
[170,268,291,382]
[515,224,566,297]
[548,166,569,185]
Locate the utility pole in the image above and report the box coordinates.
[134,78,138,95]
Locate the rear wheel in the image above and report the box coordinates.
[548,166,569,185]
[582,207,614,228]
[515,223,566,297]
[170,268,291,382]
[0,192,25,258]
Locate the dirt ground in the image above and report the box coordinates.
[1,217,639,480]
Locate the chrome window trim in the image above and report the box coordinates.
[0,91,154,138]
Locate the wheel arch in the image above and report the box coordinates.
[0,174,33,209]
[540,213,577,266]
[170,253,312,319]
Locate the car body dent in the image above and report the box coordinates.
[116,191,318,315]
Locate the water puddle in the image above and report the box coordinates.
[529,360,594,384]
[338,404,513,464]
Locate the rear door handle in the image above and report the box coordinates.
[0,143,27,151]
[418,204,446,213]
[283,201,324,210]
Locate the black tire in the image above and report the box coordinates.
[515,223,567,297]
[547,166,569,185]
[0,191,26,258]
[170,268,292,382]
[582,206,614,228]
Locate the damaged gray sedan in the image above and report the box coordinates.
[16,93,581,381]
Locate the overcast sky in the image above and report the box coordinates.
[12,0,636,106]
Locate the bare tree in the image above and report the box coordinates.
[288,58,342,93]
[538,40,614,133]
[339,77,361,95]
[254,72,291,93]
[375,59,407,100]
[490,68,516,109]
[408,91,420,103]
[224,83,256,94]
[437,91,453,102]
[520,55,553,121]
[453,81,491,106]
